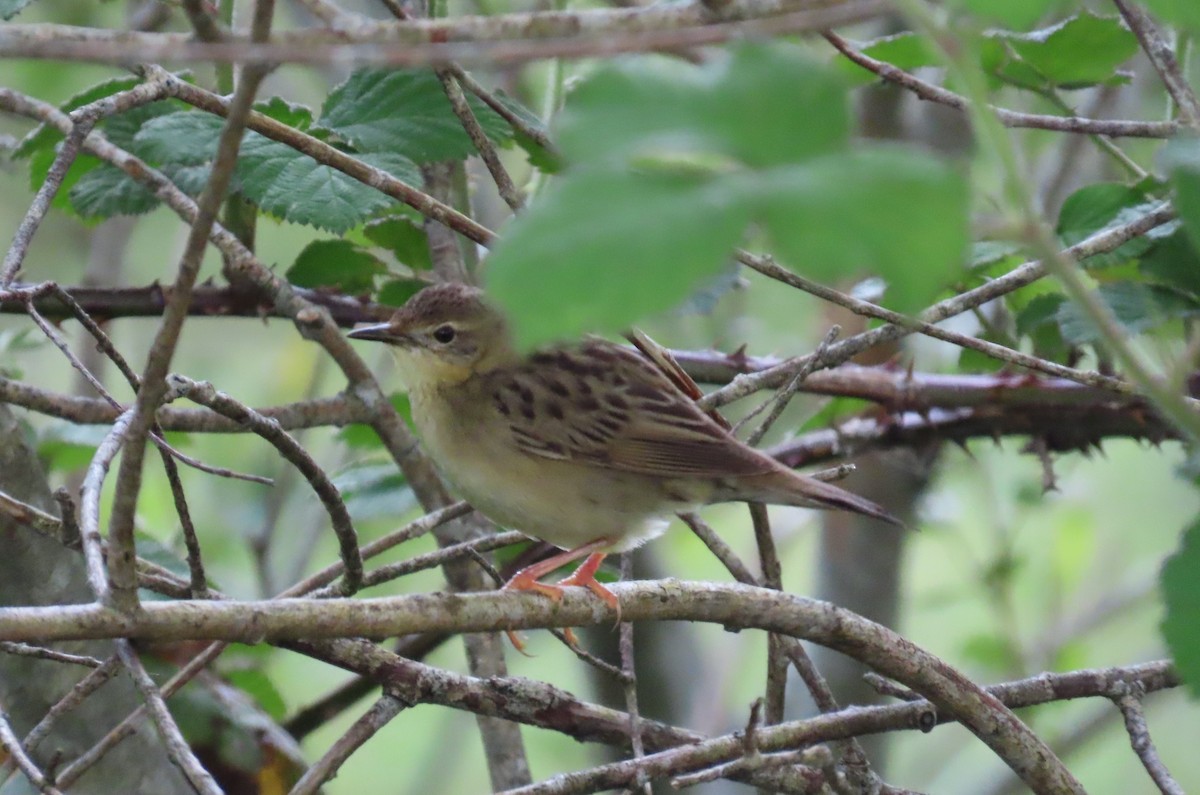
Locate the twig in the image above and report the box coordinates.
[701,203,1176,410]
[446,65,557,153]
[742,324,840,446]
[618,554,651,795]
[823,29,1180,138]
[169,376,363,595]
[1113,0,1200,127]
[19,657,121,756]
[0,1,892,68]
[113,640,223,795]
[435,69,525,212]
[287,695,406,795]
[340,530,526,593]
[0,642,103,668]
[0,704,65,795]
[1109,681,1185,795]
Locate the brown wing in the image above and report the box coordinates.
[487,340,775,478]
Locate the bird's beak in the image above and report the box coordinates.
[348,323,408,344]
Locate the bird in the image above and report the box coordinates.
[349,282,899,644]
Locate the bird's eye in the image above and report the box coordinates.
[432,324,456,344]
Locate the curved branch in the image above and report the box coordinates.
[0,581,1083,793]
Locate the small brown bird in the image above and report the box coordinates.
[350,283,898,634]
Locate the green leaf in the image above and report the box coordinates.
[758,147,969,312]
[317,68,512,161]
[286,240,387,293]
[0,0,36,20]
[69,163,161,218]
[1056,281,1200,344]
[1162,136,1200,253]
[1141,0,1200,32]
[134,111,223,165]
[1056,183,1156,269]
[486,168,752,348]
[14,76,140,159]
[255,96,313,130]
[338,394,413,448]
[1139,225,1200,297]
[37,422,110,473]
[947,0,1053,28]
[237,138,420,232]
[995,14,1137,89]
[559,44,849,169]
[1162,516,1200,698]
[377,278,425,307]
[225,669,287,721]
[364,216,433,270]
[28,148,103,213]
[332,461,415,522]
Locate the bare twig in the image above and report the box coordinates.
[287,695,406,795]
[1113,0,1200,127]
[435,69,525,212]
[823,29,1180,138]
[1109,681,1185,795]
[0,704,65,795]
[0,642,103,668]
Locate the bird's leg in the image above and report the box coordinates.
[501,537,615,650]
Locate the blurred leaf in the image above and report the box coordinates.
[947,0,1053,28]
[1141,0,1200,32]
[961,633,1020,672]
[836,32,940,86]
[983,13,1137,91]
[36,422,110,472]
[225,669,287,721]
[1161,516,1200,697]
[1015,292,1070,361]
[1056,281,1200,344]
[364,216,433,270]
[488,43,966,346]
[1139,225,1200,297]
[1162,136,1200,253]
[557,45,849,168]
[1052,509,1094,591]
[317,68,512,161]
[332,460,416,521]
[1056,183,1156,269]
[338,394,413,448]
[0,0,36,19]
[377,278,425,307]
[286,240,386,293]
[970,240,1025,270]
[758,148,968,313]
[487,168,751,349]
[796,397,873,433]
[134,532,194,601]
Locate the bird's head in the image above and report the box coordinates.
[348,282,515,387]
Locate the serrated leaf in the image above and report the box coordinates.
[758,147,969,312]
[1057,183,1156,269]
[287,240,386,293]
[1015,292,1067,336]
[134,111,224,165]
[318,68,512,161]
[69,163,161,218]
[14,76,140,159]
[364,216,432,270]
[1162,516,1200,698]
[1056,281,1200,344]
[983,13,1138,91]
[255,96,313,129]
[238,138,420,232]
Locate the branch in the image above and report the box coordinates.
[1113,0,1200,128]
[0,1,889,67]
[824,30,1180,138]
[0,581,1088,793]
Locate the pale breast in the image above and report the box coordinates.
[408,381,681,551]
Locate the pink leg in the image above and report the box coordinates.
[501,538,615,650]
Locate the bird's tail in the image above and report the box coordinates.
[721,467,904,527]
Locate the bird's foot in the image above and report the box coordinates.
[556,553,622,625]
